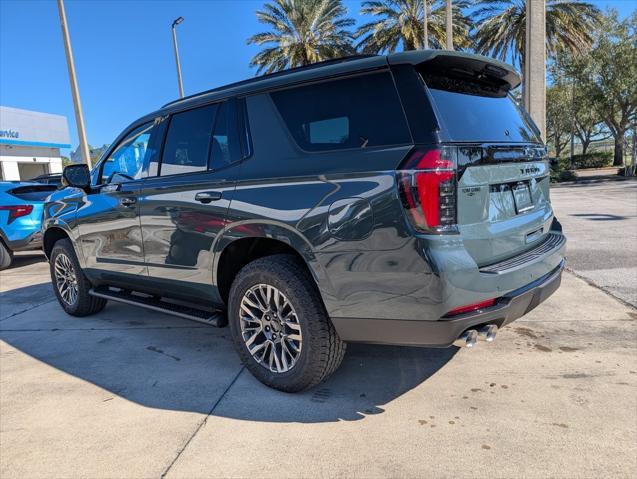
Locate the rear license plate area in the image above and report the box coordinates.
[512,183,533,214]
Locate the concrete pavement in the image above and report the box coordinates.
[551,179,637,306]
[1,256,636,478]
[1,180,636,478]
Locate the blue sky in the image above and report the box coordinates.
[0,0,634,154]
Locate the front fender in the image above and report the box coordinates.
[42,188,85,267]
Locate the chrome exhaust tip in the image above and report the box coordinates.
[478,324,498,342]
[453,329,478,348]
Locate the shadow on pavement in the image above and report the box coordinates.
[0,284,457,423]
[9,252,47,269]
[570,213,628,221]
[0,282,53,320]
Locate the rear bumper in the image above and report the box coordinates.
[0,229,43,252]
[331,259,564,347]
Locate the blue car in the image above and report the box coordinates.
[0,181,58,270]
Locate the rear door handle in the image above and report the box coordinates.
[195,191,222,204]
[120,197,137,207]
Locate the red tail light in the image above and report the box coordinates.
[445,298,498,317]
[0,205,34,223]
[397,147,458,234]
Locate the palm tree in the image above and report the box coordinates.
[355,0,471,54]
[472,0,602,70]
[247,0,356,75]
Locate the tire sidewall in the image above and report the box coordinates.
[0,242,12,270]
[50,240,87,315]
[228,259,323,391]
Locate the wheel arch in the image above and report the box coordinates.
[214,224,332,307]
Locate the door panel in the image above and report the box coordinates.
[138,171,238,301]
[77,182,146,281]
[138,99,245,304]
[77,120,165,285]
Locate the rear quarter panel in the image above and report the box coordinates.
[218,93,438,320]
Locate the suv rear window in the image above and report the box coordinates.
[271,72,411,151]
[9,185,58,201]
[423,73,540,143]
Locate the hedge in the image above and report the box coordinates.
[570,152,613,169]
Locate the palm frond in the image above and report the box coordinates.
[472,0,602,69]
[248,0,356,74]
[355,0,472,54]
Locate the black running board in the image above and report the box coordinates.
[89,286,226,327]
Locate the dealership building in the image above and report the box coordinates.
[0,106,71,181]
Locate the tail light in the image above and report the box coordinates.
[444,298,498,317]
[397,147,458,234]
[0,205,34,223]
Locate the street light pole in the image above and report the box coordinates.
[446,0,453,50]
[171,17,185,99]
[56,0,91,168]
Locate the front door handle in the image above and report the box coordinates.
[195,191,222,204]
[120,197,137,207]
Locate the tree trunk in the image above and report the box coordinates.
[445,0,453,50]
[581,139,589,156]
[423,0,429,49]
[520,52,526,108]
[613,132,625,166]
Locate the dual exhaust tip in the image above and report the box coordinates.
[453,324,498,348]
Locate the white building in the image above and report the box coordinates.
[0,106,71,181]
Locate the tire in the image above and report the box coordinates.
[228,254,346,392]
[0,242,13,270]
[49,238,106,316]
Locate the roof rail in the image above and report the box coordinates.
[161,54,378,109]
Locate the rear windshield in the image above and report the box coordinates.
[271,72,411,151]
[423,74,540,143]
[9,185,58,201]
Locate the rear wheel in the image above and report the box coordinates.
[50,239,106,316]
[0,242,12,270]
[228,254,346,392]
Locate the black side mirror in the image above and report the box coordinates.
[62,163,91,189]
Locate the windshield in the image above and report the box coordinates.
[424,76,541,143]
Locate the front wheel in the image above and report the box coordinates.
[228,254,346,392]
[50,239,106,316]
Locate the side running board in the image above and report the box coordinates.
[89,286,226,327]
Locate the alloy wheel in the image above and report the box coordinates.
[54,253,78,306]
[239,283,302,373]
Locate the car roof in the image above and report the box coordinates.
[110,50,521,148]
[155,50,520,115]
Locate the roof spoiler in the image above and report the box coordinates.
[388,50,521,92]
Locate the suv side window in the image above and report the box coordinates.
[210,100,243,170]
[99,122,159,184]
[160,104,218,176]
[270,72,411,152]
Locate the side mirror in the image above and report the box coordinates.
[62,163,91,189]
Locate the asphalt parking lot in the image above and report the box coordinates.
[1,181,636,478]
[552,179,637,307]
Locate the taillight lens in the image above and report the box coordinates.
[397,147,458,234]
[0,205,34,223]
[445,298,498,317]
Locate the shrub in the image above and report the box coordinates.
[570,152,613,169]
[550,167,577,183]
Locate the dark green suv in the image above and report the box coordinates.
[43,51,566,392]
